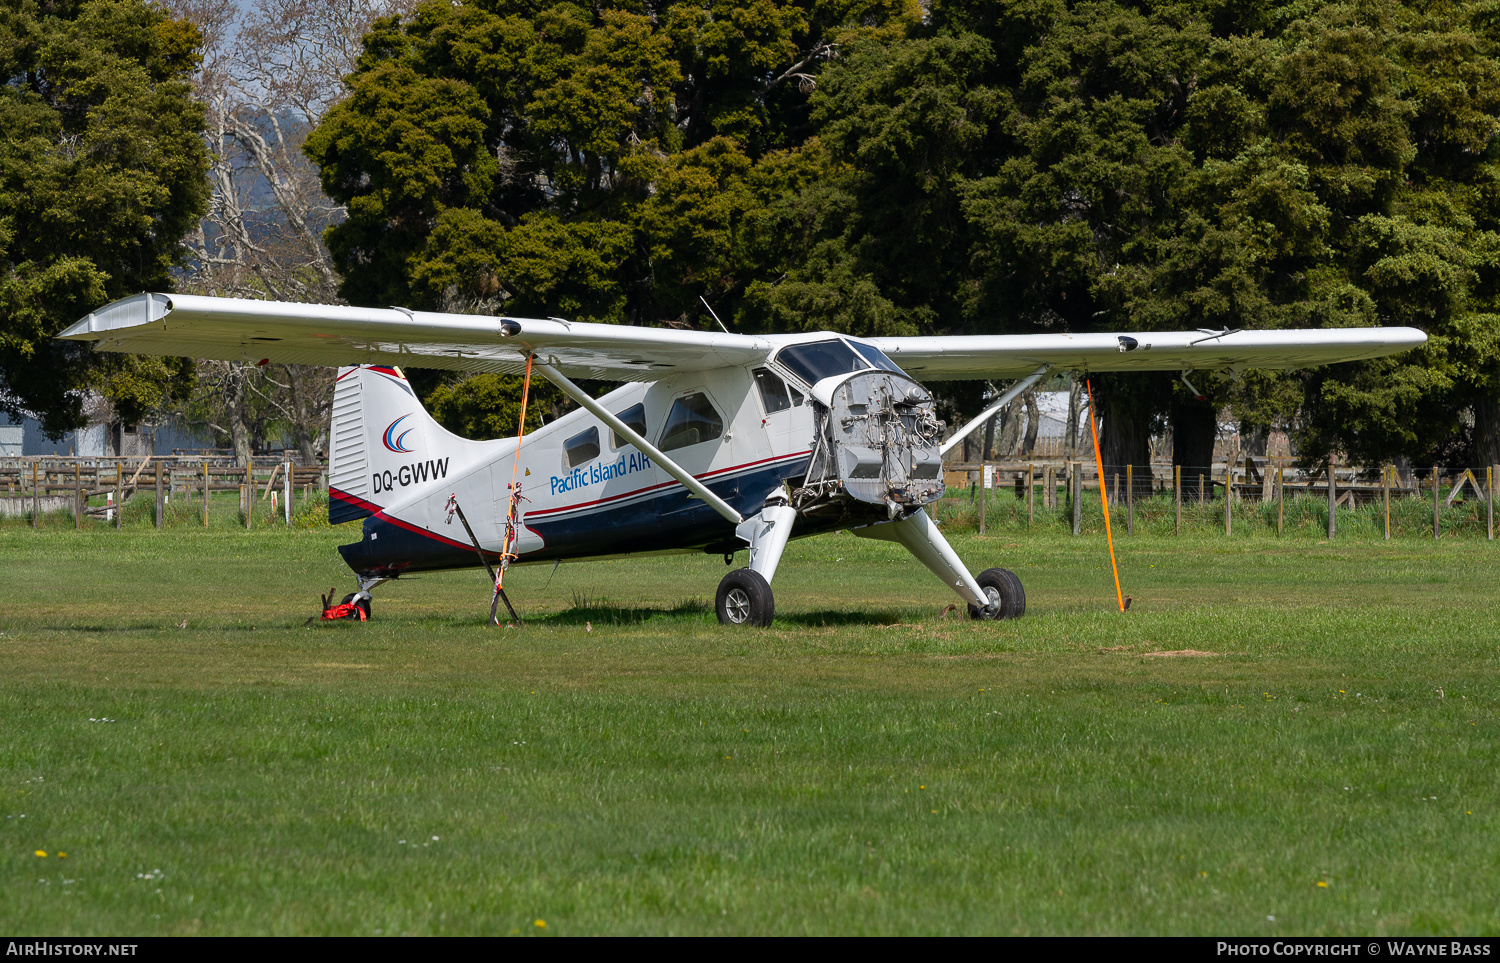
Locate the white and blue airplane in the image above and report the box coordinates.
[60,294,1425,625]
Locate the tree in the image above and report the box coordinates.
[164,0,420,462]
[799,0,1500,470]
[0,0,209,436]
[304,0,919,327]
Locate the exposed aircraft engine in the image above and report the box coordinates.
[799,370,946,518]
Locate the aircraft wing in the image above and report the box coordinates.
[60,293,1426,382]
[56,293,773,381]
[867,327,1428,380]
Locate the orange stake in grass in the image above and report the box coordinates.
[1085,379,1126,613]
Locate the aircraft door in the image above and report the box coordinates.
[655,386,735,534]
[753,367,811,456]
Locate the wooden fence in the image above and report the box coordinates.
[0,456,327,530]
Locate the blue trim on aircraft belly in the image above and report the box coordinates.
[337,456,810,576]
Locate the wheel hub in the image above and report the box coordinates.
[979,585,1001,620]
[724,587,752,624]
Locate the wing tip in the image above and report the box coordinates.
[57,293,173,341]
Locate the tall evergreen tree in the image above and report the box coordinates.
[0,0,209,435]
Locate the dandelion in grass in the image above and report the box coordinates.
[534,919,547,929]
[1317,881,1328,888]
[34,850,46,857]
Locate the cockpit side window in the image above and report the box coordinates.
[775,339,869,386]
[659,392,724,451]
[564,426,600,469]
[753,368,792,414]
[849,341,904,373]
[609,403,648,449]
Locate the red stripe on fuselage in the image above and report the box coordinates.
[371,508,498,555]
[330,487,383,514]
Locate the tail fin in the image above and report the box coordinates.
[328,365,459,524]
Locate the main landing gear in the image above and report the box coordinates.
[716,568,774,626]
[968,567,1025,620]
[714,502,1027,626]
[716,498,796,627]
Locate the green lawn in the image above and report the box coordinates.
[0,511,1496,935]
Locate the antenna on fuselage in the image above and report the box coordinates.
[699,296,731,334]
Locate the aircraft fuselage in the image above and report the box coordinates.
[337,364,824,577]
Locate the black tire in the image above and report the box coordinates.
[340,593,371,621]
[967,567,1025,621]
[716,568,774,627]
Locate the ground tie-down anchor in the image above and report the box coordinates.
[309,586,366,624]
[444,493,522,628]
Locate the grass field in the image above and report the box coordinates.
[1,506,1497,935]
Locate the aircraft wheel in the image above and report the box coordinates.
[340,593,371,621]
[967,568,1025,621]
[716,568,774,627]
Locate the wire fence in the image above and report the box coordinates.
[943,459,1499,540]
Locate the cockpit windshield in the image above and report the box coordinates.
[849,341,904,373]
[775,339,869,386]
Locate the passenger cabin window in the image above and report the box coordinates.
[753,368,791,414]
[659,392,724,451]
[775,339,869,386]
[609,403,648,449]
[850,341,904,373]
[564,426,600,469]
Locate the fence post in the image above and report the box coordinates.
[31,459,39,528]
[1126,464,1134,535]
[1433,466,1440,540]
[1225,461,1233,536]
[154,459,163,529]
[1383,464,1391,541]
[1174,464,1181,535]
[283,460,292,525]
[114,462,123,529]
[1027,462,1034,526]
[1072,463,1082,536]
[1327,456,1336,539]
[1198,472,1206,505]
[245,464,253,530]
[978,462,987,535]
[202,462,210,527]
[1489,465,1495,541]
[74,462,82,530]
[1277,465,1284,536]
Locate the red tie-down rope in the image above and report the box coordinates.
[496,354,535,598]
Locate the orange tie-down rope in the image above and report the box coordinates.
[1085,379,1126,614]
[491,355,534,626]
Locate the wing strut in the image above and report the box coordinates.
[938,365,1052,457]
[531,359,745,526]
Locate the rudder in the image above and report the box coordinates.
[328,365,451,524]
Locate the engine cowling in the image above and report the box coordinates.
[803,370,946,515]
